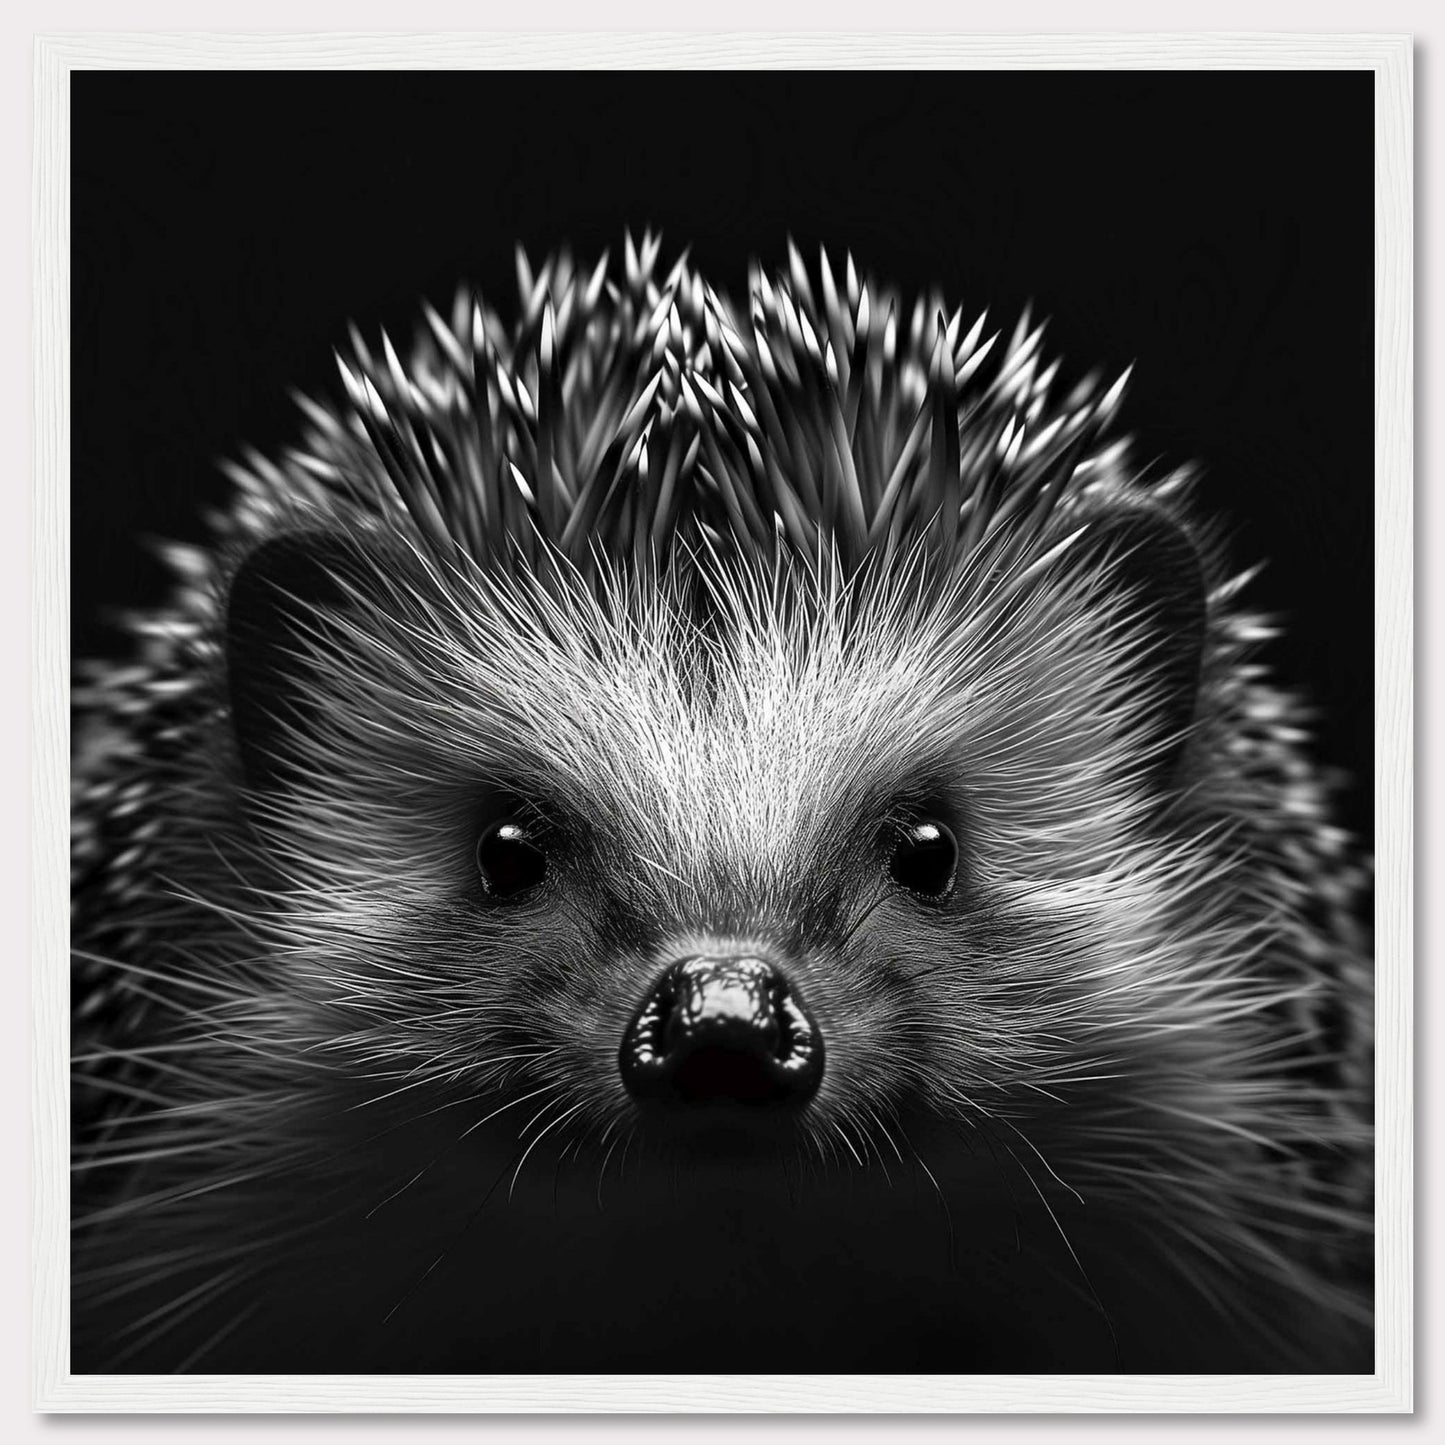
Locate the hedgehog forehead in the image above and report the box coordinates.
[426,544,1170,891]
[462,577,958,865]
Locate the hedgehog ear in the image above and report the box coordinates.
[1063,502,1208,788]
[225,530,383,790]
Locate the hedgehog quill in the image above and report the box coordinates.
[71,236,1373,1373]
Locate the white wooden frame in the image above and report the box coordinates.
[31,32,1413,1413]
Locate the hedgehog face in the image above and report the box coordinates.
[73,243,1372,1372]
[223,507,1223,1181]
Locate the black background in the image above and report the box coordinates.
[71,71,1374,839]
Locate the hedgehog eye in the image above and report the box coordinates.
[475,819,547,900]
[888,820,958,901]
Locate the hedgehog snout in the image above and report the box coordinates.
[618,954,824,1109]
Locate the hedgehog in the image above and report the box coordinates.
[70,235,1373,1374]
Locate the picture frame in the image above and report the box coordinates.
[32,29,1413,1413]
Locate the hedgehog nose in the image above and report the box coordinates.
[619,956,824,1108]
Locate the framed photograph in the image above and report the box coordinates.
[34,32,1412,1412]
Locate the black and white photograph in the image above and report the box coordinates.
[52,46,1403,1402]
